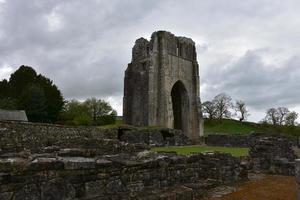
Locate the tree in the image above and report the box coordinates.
[84,97,117,125]
[212,93,232,120]
[277,107,290,125]
[263,107,298,126]
[61,98,117,126]
[285,111,298,126]
[61,100,92,125]
[0,79,9,98]
[20,84,47,122]
[202,101,216,120]
[0,97,18,110]
[234,100,249,122]
[1,65,64,123]
[36,75,64,122]
[8,65,37,98]
[264,108,280,125]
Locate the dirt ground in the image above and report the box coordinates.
[206,174,296,200]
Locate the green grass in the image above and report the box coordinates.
[204,118,300,137]
[98,119,124,128]
[204,119,262,136]
[99,117,300,137]
[152,145,249,157]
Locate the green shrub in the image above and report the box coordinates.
[95,115,116,126]
[73,114,92,126]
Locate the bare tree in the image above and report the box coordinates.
[235,100,249,122]
[212,93,232,120]
[277,107,290,125]
[202,101,216,120]
[285,111,298,126]
[264,108,280,125]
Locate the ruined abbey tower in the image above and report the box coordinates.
[123,31,203,140]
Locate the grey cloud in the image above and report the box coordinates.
[201,50,300,110]
[0,0,160,100]
[0,0,299,120]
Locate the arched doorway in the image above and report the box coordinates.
[171,81,189,134]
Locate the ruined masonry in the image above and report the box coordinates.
[124,31,203,140]
[0,121,240,200]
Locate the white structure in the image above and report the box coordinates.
[0,109,28,122]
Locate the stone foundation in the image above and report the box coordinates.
[0,121,241,199]
[118,126,191,146]
[296,159,300,200]
[0,121,190,155]
[249,136,296,175]
[205,134,253,147]
[206,133,298,148]
[0,150,240,200]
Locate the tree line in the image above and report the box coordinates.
[0,66,116,125]
[202,93,298,126]
[261,107,298,126]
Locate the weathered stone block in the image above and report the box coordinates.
[27,157,64,171]
[96,159,113,168]
[59,157,95,170]
[58,148,85,157]
[0,158,27,172]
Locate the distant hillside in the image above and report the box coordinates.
[204,118,300,137]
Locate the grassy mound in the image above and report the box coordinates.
[204,119,300,136]
[204,119,261,135]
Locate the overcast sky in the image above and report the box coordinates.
[0,0,300,122]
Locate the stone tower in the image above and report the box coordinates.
[123,31,203,140]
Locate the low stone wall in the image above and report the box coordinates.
[206,133,298,148]
[0,121,117,154]
[118,127,191,146]
[0,121,190,154]
[205,134,252,147]
[295,159,300,199]
[0,150,240,200]
[249,136,296,175]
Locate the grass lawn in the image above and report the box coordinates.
[152,145,249,157]
[204,118,300,136]
[204,119,261,136]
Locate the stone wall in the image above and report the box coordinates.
[0,121,241,199]
[206,133,298,148]
[295,159,300,199]
[0,121,123,154]
[249,136,296,175]
[118,127,191,146]
[205,134,253,147]
[0,150,240,200]
[0,121,190,155]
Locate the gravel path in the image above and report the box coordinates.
[206,174,296,200]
